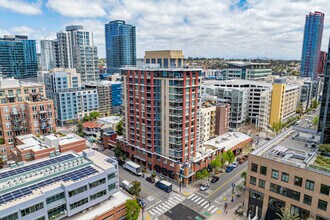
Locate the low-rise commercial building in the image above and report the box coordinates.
[0,150,126,220]
[0,78,56,161]
[244,129,329,220]
[12,133,86,162]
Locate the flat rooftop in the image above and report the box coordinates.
[251,128,329,175]
[194,132,252,162]
[0,150,115,209]
[70,191,131,220]
[203,79,272,88]
[226,61,270,67]
[120,67,202,71]
[98,116,122,125]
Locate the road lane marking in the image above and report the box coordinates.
[204,203,210,208]
[188,194,195,199]
[167,200,176,205]
[192,196,200,202]
[197,198,205,205]
[189,195,198,200]
[200,201,208,207]
[146,200,162,211]
[211,207,218,213]
[149,210,155,216]
[152,208,161,215]
[194,197,202,203]
[207,168,247,198]
[163,203,171,209]
[208,205,215,211]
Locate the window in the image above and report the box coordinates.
[70,198,88,210]
[305,180,314,191]
[303,194,312,205]
[260,166,267,175]
[250,176,256,185]
[35,217,45,220]
[281,172,289,183]
[107,173,116,180]
[251,163,258,172]
[292,191,301,201]
[259,179,265,188]
[0,213,18,220]
[90,189,107,200]
[46,192,65,204]
[108,183,116,191]
[271,169,279,179]
[318,200,328,211]
[320,184,330,195]
[294,176,303,187]
[68,185,87,197]
[89,178,106,189]
[21,202,44,217]
[290,205,310,219]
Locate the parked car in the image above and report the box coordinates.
[211,176,220,183]
[137,198,146,208]
[200,182,210,191]
[237,155,249,164]
[230,162,238,168]
[226,166,235,173]
[146,176,155,183]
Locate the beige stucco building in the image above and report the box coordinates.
[144,50,184,68]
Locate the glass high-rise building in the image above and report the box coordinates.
[105,20,136,74]
[300,11,324,80]
[0,35,38,78]
[319,37,330,144]
[40,39,56,71]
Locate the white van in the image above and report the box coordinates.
[123,161,143,176]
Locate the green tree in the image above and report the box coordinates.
[125,199,140,220]
[76,121,84,137]
[114,146,123,158]
[312,116,319,128]
[0,157,5,168]
[276,208,300,220]
[0,138,4,145]
[196,169,209,183]
[224,150,235,164]
[116,121,124,135]
[311,99,319,109]
[272,121,283,135]
[89,111,100,120]
[296,102,303,114]
[241,171,247,185]
[209,156,221,171]
[83,115,90,122]
[67,119,74,125]
[130,181,141,198]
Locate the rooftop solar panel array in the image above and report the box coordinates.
[0,154,75,180]
[0,166,98,205]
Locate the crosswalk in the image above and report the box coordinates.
[147,194,185,218]
[187,194,219,214]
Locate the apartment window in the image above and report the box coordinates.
[90,189,107,201]
[32,106,37,111]
[294,176,303,187]
[305,180,314,191]
[68,185,87,197]
[250,176,256,185]
[292,191,301,201]
[290,205,310,220]
[318,200,328,211]
[303,194,312,205]
[21,202,44,217]
[108,183,116,191]
[281,172,289,183]
[89,178,106,189]
[0,212,18,220]
[260,166,267,176]
[320,184,330,195]
[271,169,279,179]
[35,217,45,220]
[259,179,265,188]
[251,163,258,172]
[70,198,88,210]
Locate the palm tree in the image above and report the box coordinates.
[276,208,299,220]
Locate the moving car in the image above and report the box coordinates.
[123,161,143,176]
[145,176,155,183]
[226,166,235,173]
[211,176,220,183]
[155,180,172,193]
[137,198,146,208]
[200,183,210,191]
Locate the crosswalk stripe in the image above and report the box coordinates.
[163,203,171,209]
[203,203,210,209]
[211,207,218,214]
[189,195,198,200]
[208,205,215,211]
[167,200,176,205]
[200,201,208,207]
[149,210,155,216]
[157,206,166,212]
[152,208,161,215]
[171,196,182,203]
[194,197,202,203]
[188,194,195,199]
[197,199,205,205]
[192,196,201,202]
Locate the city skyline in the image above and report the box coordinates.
[0,0,329,59]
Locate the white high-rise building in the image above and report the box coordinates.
[56,25,99,82]
[40,39,56,71]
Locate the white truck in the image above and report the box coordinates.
[123,161,143,176]
[121,180,132,192]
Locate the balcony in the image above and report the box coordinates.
[11,117,23,123]
[30,92,40,96]
[39,117,49,121]
[38,110,48,114]
[13,126,23,131]
[10,110,21,116]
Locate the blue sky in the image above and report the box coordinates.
[0,0,329,59]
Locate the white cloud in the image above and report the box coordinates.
[46,0,107,18]
[41,0,330,59]
[0,0,42,15]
